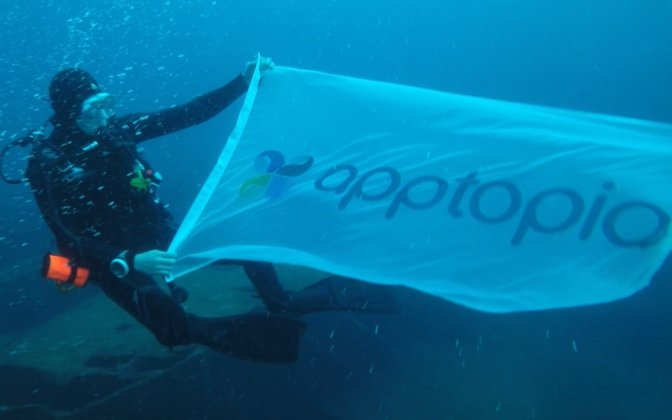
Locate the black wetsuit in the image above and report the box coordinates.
[27,74,254,347]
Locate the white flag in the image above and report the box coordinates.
[170,65,672,313]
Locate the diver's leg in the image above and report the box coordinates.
[99,272,191,347]
[222,260,401,315]
[214,260,292,312]
[99,272,305,363]
[241,261,293,312]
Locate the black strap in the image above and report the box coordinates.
[66,264,79,285]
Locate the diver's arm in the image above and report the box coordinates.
[119,74,249,143]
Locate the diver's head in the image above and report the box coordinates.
[49,68,115,134]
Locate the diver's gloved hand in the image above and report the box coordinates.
[134,250,176,277]
[242,56,275,85]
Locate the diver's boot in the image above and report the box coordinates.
[188,313,306,363]
[283,276,402,315]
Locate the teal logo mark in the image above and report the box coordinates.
[240,150,314,199]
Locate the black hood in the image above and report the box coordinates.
[49,68,101,124]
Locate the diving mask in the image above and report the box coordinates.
[76,92,116,135]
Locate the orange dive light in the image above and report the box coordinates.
[41,253,90,288]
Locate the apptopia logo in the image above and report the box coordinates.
[240,150,314,199]
[312,164,671,248]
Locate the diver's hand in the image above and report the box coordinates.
[242,56,275,85]
[133,250,176,277]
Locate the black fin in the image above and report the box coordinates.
[190,314,306,363]
[284,276,402,315]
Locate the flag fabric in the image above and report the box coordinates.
[169,64,672,313]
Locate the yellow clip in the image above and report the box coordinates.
[130,169,151,191]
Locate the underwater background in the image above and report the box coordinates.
[0,0,671,418]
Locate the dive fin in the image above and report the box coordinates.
[285,276,402,315]
[189,313,306,363]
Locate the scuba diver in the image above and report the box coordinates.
[5,57,399,364]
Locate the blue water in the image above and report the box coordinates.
[0,1,671,418]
